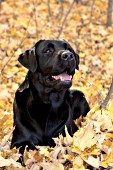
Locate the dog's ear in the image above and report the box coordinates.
[18,40,44,72]
[69,48,79,70]
[74,52,79,70]
[18,46,37,72]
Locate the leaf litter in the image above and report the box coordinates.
[0,0,113,169]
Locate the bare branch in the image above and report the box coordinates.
[57,0,64,21]
[33,0,38,35]
[102,76,113,109]
[107,0,113,26]
[1,14,32,73]
[47,0,51,17]
[98,92,103,110]
[57,0,76,39]
[90,0,95,23]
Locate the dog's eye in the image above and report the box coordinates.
[44,47,54,54]
[45,49,51,53]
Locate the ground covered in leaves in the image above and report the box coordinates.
[0,0,113,169]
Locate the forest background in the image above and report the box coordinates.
[0,0,113,169]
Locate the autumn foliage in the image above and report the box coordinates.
[0,0,113,169]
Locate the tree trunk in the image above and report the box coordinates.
[107,0,113,26]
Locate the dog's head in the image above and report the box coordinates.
[18,40,79,89]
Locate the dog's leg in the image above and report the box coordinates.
[71,90,90,120]
[17,145,26,166]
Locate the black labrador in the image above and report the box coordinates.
[11,40,90,161]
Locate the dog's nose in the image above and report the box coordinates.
[61,51,74,61]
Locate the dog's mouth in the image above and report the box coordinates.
[52,73,72,81]
[48,69,74,82]
[43,69,75,89]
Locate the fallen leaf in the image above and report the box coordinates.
[84,156,100,168]
[0,89,11,101]
[39,162,64,170]
[73,124,97,151]
[0,156,22,168]
[63,126,73,146]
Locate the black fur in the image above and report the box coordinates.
[11,40,90,162]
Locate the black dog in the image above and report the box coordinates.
[11,40,90,159]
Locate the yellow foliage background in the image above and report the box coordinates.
[0,0,113,169]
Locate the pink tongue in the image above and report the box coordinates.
[52,73,72,81]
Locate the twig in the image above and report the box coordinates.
[102,76,113,109]
[98,92,103,111]
[57,0,64,21]
[78,75,110,111]
[88,82,103,110]
[107,0,113,26]
[80,75,113,110]
[1,14,32,73]
[90,0,95,23]
[33,0,38,35]
[57,0,76,39]
[47,0,51,17]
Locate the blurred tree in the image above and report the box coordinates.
[107,0,113,26]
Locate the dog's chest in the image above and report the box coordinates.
[30,101,72,139]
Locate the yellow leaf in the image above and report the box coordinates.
[105,100,113,122]
[12,83,19,91]
[39,147,50,157]
[73,155,84,168]
[7,50,13,57]
[84,156,100,168]
[29,164,40,170]
[0,89,11,101]
[39,162,64,170]
[0,156,21,168]
[73,124,97,151]
[100,152,113,168]
[79,52,85,58]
